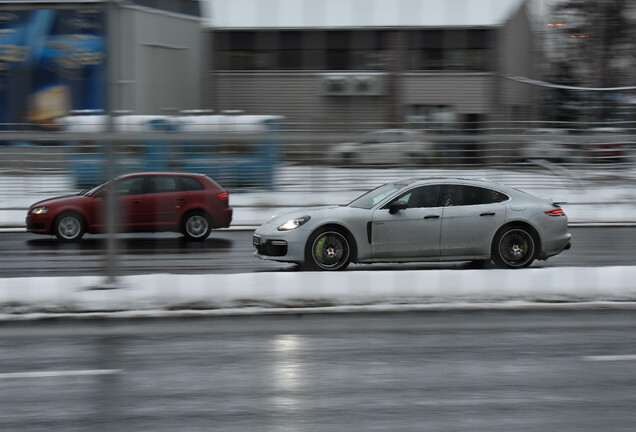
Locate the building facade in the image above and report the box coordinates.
[204,0,539,130]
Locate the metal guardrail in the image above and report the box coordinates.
[0,119,635,195]
[1,128,635,183]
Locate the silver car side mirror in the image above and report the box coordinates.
[389,200,408,214]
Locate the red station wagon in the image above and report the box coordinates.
[26,172,233,241]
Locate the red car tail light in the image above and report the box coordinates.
[217,192,229,200]
[544,208,565,216]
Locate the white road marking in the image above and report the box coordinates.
[0,369,122,379]
[582,355,636,362]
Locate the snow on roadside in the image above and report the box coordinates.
[0,266,635,319]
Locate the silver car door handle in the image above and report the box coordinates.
[424,215,440,219]
[480,212,496,216]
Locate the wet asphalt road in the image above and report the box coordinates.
[2,229,636,431]
[2,311,636,431]
[0,226,634,277]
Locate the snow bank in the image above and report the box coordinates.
[0,266,634,319]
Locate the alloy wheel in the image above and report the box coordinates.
[311,231,350,270]
[497,228,535,268]
[185,214,209,239]
[56,214,84,241]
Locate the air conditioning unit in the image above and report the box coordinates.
[350,74,385,96]
[322,75,350,95]
[321,74,386,96]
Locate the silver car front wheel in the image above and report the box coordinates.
[306,229,351,271]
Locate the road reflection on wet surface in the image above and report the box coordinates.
[2,311,636,431]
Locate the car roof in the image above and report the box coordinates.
[394,177,521,193]
[117,172,205,179]
[406,177,497,186]
[414,177,541,198]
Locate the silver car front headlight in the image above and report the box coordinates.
[278,216,311,231]
[30,207,48,215]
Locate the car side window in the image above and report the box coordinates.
[382,185,441,209]
[181,176,205,191]
[148,176,179,194]
[484,188,508,204]
[440,185,508,206]
[115,177,145,196]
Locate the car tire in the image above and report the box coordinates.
[181,211,212,241]
[54,212,86,242]
[304,228,352,271]
[491,225,536,269]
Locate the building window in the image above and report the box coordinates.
[407,105,455,129]
[466,49,489,71]
[279,50,302,69]
[214,29,490,72]
[406,29,492,71]
[227,52,253,70]
[326,50,350,70]
[445,50,466,70]
[422,49,444,70]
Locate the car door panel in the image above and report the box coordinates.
[119,195,146,227]
[441,204,506,256]
[143,193,185,226]
[142,176,186,227]
[371,208,442,258]
[371,184,443,258]
[114,176,146,229]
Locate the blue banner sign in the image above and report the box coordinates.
[0,8,106,129]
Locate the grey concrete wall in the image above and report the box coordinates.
[402,72,495,114]
[113,6,203,115]
[211,71,496,126]
[212,72,389,126]
[497,0,537,120]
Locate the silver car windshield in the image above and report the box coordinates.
[347,183,405,209]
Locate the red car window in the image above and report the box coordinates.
[148,176,178,194]
[116,177,145,196]
[181,176,205,191]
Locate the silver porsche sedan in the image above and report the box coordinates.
[253,178,571,270]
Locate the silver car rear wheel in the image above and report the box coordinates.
[307,230,351,271]
[493,227,535,268]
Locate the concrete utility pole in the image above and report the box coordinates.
[104,0,121,288]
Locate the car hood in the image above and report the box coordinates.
[29,194,88,209]
[266,205,344,225]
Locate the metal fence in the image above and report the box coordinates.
[1,118,636,195]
